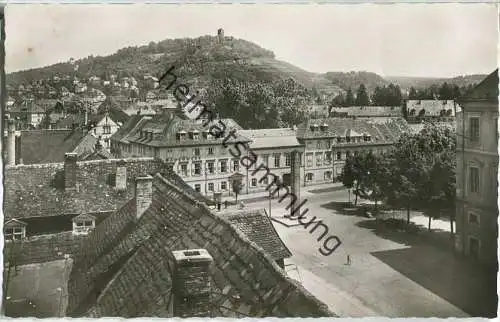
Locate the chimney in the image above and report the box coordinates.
[64,152,78,190]
[115,160,127,191]
[6,120,16,166]
[135,175,153,219]
[172,249,213,317]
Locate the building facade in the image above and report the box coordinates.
[296,117,410,185]
[455,70,498,266]
[110,111,251,198]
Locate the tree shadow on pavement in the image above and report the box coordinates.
[320,201,367,217]
[356,219,497,318]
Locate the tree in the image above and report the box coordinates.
[232,179,243,203]
[439,82,453,100]
[345,88,355,106]
[340,151,377,206]
[378,124,457,228]
[408,87,418,99]
[355,84,370,106]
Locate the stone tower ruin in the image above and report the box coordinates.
[217,28,224,44]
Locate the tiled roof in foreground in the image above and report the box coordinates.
[67,174,334,318]
[4,158,208,220]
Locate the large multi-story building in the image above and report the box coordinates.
[110,110,251,197]
[238,128,303,194]
[296,117,410,185]
[455,69,498,266]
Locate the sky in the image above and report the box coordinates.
[4,3,499,77]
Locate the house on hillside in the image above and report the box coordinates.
[7,98,46,129]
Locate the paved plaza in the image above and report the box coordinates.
[228,184,496,318]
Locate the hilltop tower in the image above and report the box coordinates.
[217,28,224,44]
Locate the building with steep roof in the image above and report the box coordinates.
[65,173,334,318]
[14,128,97,165]
[296,117,411,184]
[7,98,46,129]
[111,110,251,198]
[455,69,498,266]
[330,105,403,118]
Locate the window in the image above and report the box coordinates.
[181,164,188,176]
[346,136,351,143]
[325,152,332,164]
[315,152,322,166]
[336,151,342,160]
[207,161,215,174]
[324,171,332,180]
[325,140,331,149]
[306,173,314,182]
[208,183,214,191]
[194,184,201,192]
[194,162,201,175]
[262,155,269,166]
[233,159,239,172]
[469,166,480,193]
[220,160,228,173]
[103,125,111,134]
[316,141,322,149]
[193,133,200,140]
[469,236,480,259]
[262,176,269,185]
[468,213,480,225]
[469,117,480,142]
[285,153,291,167]
[306,153,313,167]
[194,148,200,156]
[221,181,227,190]
[208,147,214,155]
[336,136,342,143]
[274,154,281,168]
[251,178,257,187]
[354,150,359,157]
[5,227,25,241]
[346,151,351,159]
[180,148,187,157]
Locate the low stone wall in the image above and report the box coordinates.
[4,232,84,266]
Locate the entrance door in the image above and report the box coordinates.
[469,236,480,260]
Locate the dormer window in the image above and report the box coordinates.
[320,123,328,131]
[310,123,319,131]
[72,214,96,236]
[346,136,351,143]
[191,130,200,140]
[364,134,372,142]
[202,130,209,139]
[4,219,27,241]
[336,136,342,143]
[177,130,187,141]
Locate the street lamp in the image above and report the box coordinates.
[204,168,208,197]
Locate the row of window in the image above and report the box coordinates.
[305,171,333,182]
[306,136,372,150]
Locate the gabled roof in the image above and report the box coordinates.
[67,174,334,318]
[4,218,28,227]
[296,117,410,143]
[19,129,97,164]
[460,69,499,103]
[72,213,96,222]
[238,129,302,150]
[4,158,209,220]
[222,210,292,260]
